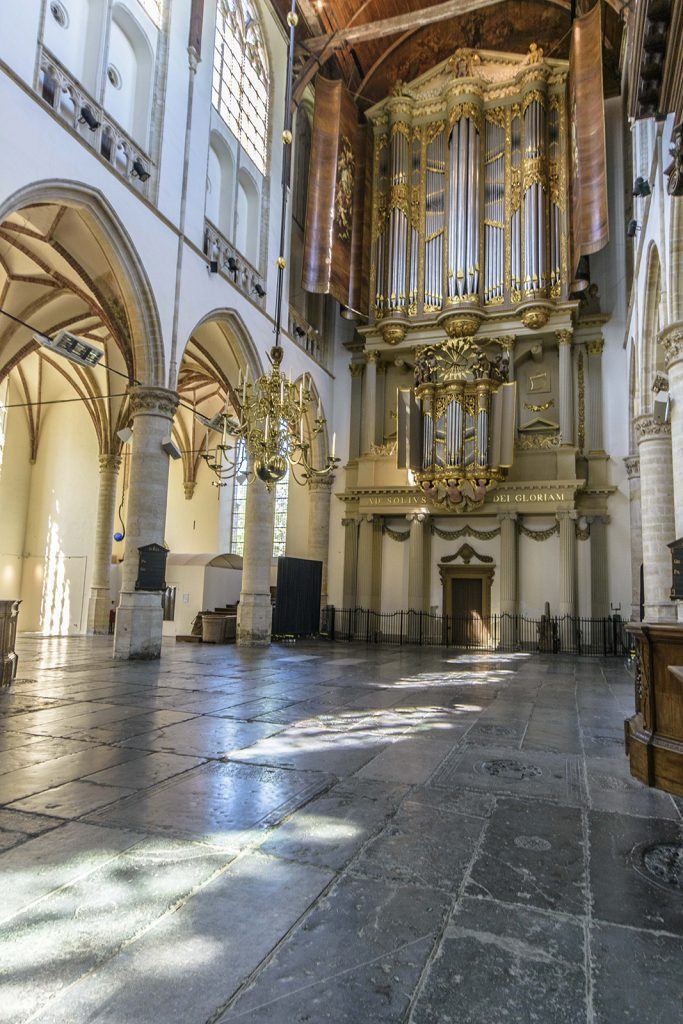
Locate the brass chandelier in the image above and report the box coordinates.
[200,348,336,489]
[200,0,338,491]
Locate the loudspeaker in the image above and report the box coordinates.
[272,557,322,636]
[653,396,670,424]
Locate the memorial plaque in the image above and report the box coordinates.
[669,537,683,601]
[135,543,168,592]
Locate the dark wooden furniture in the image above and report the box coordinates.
[625,622,683,796]
[0,600,21,686]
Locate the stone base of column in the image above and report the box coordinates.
[237,593,272,647]
[87,588,112,635]
[644,602,678,624]
[114,591,164,659]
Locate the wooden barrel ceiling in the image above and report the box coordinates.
[283,0,625,106]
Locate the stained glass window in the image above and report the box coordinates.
[213,0,269,174]
[231,472,288,557]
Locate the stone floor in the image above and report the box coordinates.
[1,637,682,1024]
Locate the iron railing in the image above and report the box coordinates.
[321,608,633,657]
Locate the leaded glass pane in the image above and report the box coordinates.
[213,0,269,175]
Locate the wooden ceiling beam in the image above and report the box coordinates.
[301,0,566,54]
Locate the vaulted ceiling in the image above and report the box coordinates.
[282,0,625,106]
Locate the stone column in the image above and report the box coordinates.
[114,387,179,660]
[624,455,643,622]
[406,512,429,611]
[342,517,359,607]
[589,515,610,618]
[356,514,382,610]
[637,415,676,622]
[87,454,121,634]
[498,513,518,615]
[662,324,683,540]
[349,362,364,459]
[237,474,276,646]
[586,338,605,453]
[556,329,574,445]
[362,352,380,453]
[307,476,334,608]
[557,511,577,617]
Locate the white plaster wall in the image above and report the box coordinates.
[0,380,32,601]
[165,458,221,553]
[518,525,560,617]
[381,528,409,611]
[19,392,100,633]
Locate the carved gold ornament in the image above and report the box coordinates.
[524,399,554,411]
[335,135,356,242]
[440,309,484,338]
[381,321,407,346]
[520,304,550,329]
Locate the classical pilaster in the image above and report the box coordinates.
[637,415,677,622]
[237,474,276,647]
[356,514,382,610]
[557,511,577,616]
[498,513,518,615]
[114,387,179,659]
[624,455,643,622]
[307,476,334,608]
[361,352,380,453]
[556,329,574,445]
[588,515,610,618]
[586,338,604,453]
[406,512,429,612]
[349,361,364,459]
[87,454,121,635]
[342,517,359,607]
[662,324,683,542]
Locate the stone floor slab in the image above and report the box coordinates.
[409,896,586,1024]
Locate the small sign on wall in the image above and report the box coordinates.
[135,544,168,592]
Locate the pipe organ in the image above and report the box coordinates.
[368,47,569,334]
[402,339,517,511]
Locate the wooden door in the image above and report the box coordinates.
[451,577,483,645]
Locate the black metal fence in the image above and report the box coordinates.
[321,607,633,657]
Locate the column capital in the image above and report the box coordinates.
[349,361,365,378]
[556,510,578,522]
[659,322,683,370]
[183,481,196,501]
[308,474,334,492]
[635,414,671,443]
[341,517,358,528]
[128,386,179,420]
[585,338,604,357]
[366,351,382,365]
[99,453,122,473]
[497,511,519,522]
[555,328,573,346]
[623,454,640,479]
[496,334,516,351]
[360,513,380,524]
[406,511,429,524]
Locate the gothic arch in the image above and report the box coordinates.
[0,179,165,387]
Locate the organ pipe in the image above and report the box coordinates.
[368,48,568,321]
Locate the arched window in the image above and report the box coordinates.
[212,0,269,175]
[206,133,235,236]
[235,168,259,264]
[230,473,289,557]
[105,5,154,143]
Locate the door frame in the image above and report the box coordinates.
[439,564,495,618]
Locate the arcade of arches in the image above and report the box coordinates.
[0,0,683,1021]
